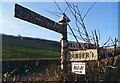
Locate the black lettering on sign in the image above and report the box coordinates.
[70,54,73,59]
[14,4,64,34]
[82,53,85,58]
[75,54,78,58]
[75,71,82,73]
[74,66,78,70]
[90,51,94,57]
[86,52,89,58]
[70,49,97,61]
[79,54,82,59]
[74,66,83,70]
[79,66,83,70]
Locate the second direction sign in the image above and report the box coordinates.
[70,49,98,61]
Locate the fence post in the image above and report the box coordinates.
[97,44,100,82]
[114,38,117,56]
[112,38,117,65]
[94,30,101,82]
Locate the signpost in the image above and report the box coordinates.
[70,49,98,61]
[14,4,70,75]
[14,3,98,77]
[72,62,85,75]
[14,4,65,34]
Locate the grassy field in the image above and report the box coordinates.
[2,34,60,59]
[2,34,120,82]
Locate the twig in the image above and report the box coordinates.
[83,2,96,20]
[65,0,91,43]
[45,10,60,17]
[54,0,64,14]
[67,32,83,40]
[68,24,84,49]
[101,36,111,47]
[92,30,96,45]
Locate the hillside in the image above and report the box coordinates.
[2,34,120,82]
[2,34,60,60]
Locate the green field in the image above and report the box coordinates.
[2,34,60,59]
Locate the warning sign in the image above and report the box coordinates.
[72,62,85,75]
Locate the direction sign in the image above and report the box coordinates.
[14,4,65,34]
[68,41,96,51]
[68,41,82,50]
[72,62,85,75]
[70,49,98,61]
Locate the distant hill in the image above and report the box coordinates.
[2,34,60,59]
[2,34,120,60]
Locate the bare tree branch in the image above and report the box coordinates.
[68,24,84,49]
[97,29,101,41]
[54,0,64,13]
[45,10,60,17]
[75,5,91,43]
[67,32,83,40]
[83,2,96,20]
[73,28,95,42]
[92,30,96,45]
[64,5,69,13]
[64,0,91,43]
[101,36,111,48]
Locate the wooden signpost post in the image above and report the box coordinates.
[14,4,70,75]
[14,3,99,76]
